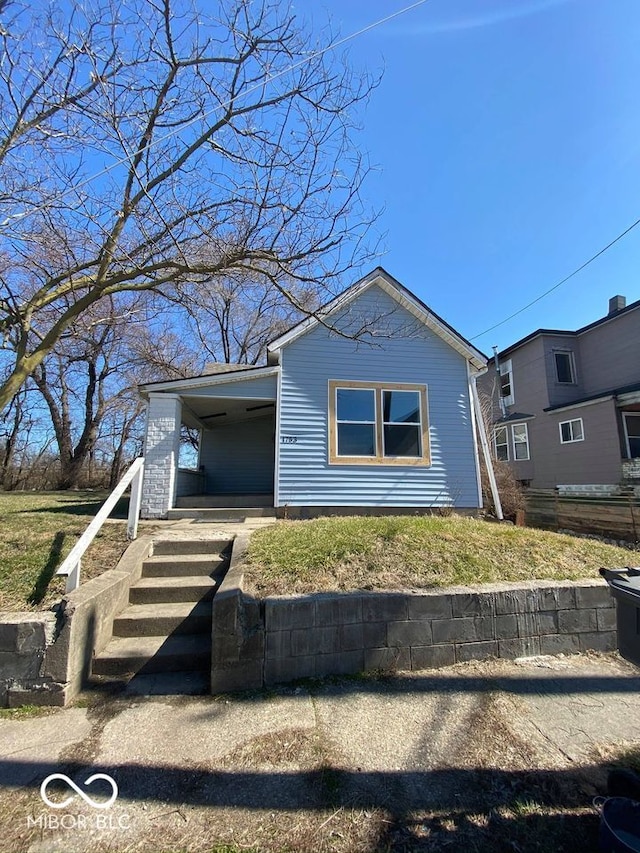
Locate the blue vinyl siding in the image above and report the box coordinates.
[276,285,479,508]
[184,374,277,399]
[200,414,275,494]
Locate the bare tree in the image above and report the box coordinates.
[0,0,378,411]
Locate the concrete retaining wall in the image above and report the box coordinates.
[211,558,618,692]
[1,537,152,707]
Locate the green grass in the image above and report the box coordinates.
[245,515,637,595]
[0,491,130,612]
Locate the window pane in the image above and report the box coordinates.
[630,436,640,458]
[514,441,528,460]
[383,424,421,457]
[383,390,420,424]
[336,389,375,422]
[555,352,574,383]
[626,416,640,438]
[496,443,509,462]
[512,425,527,442]
[572,420,583,441]
[337,423,375,456]
[560,422,571,442]
[500,373,512,398]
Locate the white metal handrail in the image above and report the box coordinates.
[56,457,145,593]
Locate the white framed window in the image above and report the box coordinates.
[511,423,530,460]
[328,380,430,466]
[554,351,576,384]
[559,418,584,444]
[499,359,514,407]
[623,413,640,458]
[494,426,509,461]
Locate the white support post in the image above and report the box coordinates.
[127,461,144,540]
[470,372,504,521]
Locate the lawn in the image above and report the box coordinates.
[0,491,132,612]
[245,514,637,596]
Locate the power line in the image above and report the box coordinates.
[6,0,430,225]
[470,214,640,341]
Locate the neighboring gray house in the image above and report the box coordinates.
[480,295,640,493]
[139,268,489,518]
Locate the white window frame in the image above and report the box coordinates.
[499,359,514,407]
[511,422,530,461]
[493,426,509,461]
[554,350,576,385]
[328,380,430,466]
[559,417,584,444]
[623,413,640,458]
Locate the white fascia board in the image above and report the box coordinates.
[139,366,279,395]
[267,271,486,371]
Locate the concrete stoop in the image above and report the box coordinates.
[166,507,275,522]
[91,538,232,690]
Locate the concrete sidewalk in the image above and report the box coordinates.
[1,651,639,852]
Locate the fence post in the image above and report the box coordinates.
[127,460,144,541]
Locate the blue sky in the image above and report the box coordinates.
[306,0,640,354]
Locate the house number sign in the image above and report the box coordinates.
[281,435,298,444]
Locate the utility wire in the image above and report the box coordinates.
[470,214,640,341]
[5,0,430,225]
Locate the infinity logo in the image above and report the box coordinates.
[40,773,119,810]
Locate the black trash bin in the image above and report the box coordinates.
[600,568,640,667]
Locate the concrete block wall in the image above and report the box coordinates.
[0,613,58,707]
[211,558,619,692]
[141,393,182,518]
[262,582,616,684]
[1,538,151,708]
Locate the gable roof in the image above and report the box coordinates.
[267,267,488,371]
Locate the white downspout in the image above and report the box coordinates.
[470,368,504,521]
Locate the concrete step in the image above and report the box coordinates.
[92,634,211,676]
[112,602,212,637]
[152,538,232,556]
[166,508,276,521]
[129,575,217,605]
[175,494,274,509]
[88,671,210,696]
[142,554,227,578]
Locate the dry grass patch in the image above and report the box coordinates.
[0,491,131,611]
[245,515,635,595]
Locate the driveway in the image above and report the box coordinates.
[1,652,639,852]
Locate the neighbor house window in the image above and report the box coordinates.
[499,359,514,407]
[494,426,509,461]
[623,413,640,458]
[329,380,430,465]
[511,423,530,460]
[554,351,576,384]
[559,418,584,444]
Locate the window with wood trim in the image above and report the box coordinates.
[328,380,430,465]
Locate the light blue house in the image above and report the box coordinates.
[139,268,490,518]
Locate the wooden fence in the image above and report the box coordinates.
[524,490,640,543]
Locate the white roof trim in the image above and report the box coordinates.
[140,365,279,395]
[267,269,486,370]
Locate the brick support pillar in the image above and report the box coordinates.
[141,393,182,519]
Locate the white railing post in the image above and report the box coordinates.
[127,461,144,540]
[66,559,81,593]
[56,457,145,591]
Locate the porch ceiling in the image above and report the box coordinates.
[181,394,275,429]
